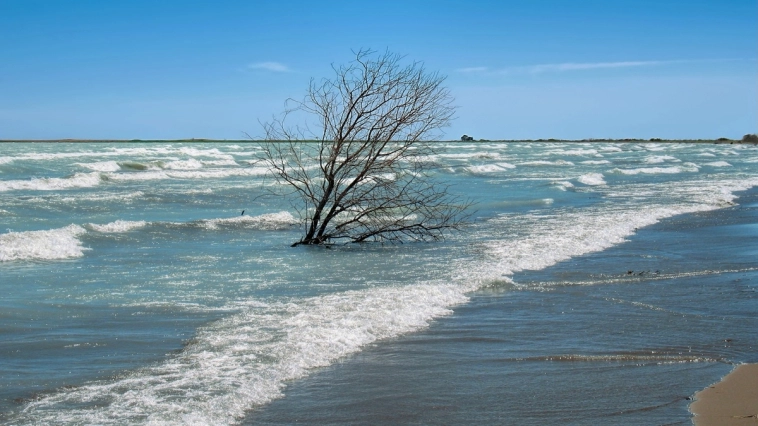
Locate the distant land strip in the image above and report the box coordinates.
[1,138,756,144]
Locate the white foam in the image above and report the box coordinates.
[599,146,624,153]
[577,173,606,186]
[162,158,204,170]
[580,160,611,165]
[105,167,271,182]
[550,148,598,156]
[643,155,680,164]
[198,211,298,230]
[0,172,103,192]
[466,163,514,174]
[610,163,699,175]
[202,159,240,167]
[76,161,122,172]
[0,225,88,262]
[87,220,148,233]
[497,162,517,169]
[15,283,467,424]
[519,160,575,166]
[553,181,574,191]
[463,181,758,288]
[703,161,732,167]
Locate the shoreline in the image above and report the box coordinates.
[690,363,758,425]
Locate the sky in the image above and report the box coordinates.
[1,0,756,140]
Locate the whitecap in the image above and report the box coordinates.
[703,161,732,167]
[466,164,513,174]
[199,211,298,230]
[553,181,574,191]
[162,158,204,170]
[577,173,606,186]
[610,163,699,175]
[643,155,680,164]
[0,172,103,192]
[75,161,122,172]
[0,225,88,262]
[86,220,148,233]
[519,160,575,166]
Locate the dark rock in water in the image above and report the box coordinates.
[460,134,475,141]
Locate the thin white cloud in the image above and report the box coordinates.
[248,62,291,72]
[456,59,694,75]
[520,60,670,74]
[455,66,489,73]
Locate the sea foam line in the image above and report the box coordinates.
[16,284,468,425]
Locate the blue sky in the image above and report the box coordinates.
[1,0,755,140]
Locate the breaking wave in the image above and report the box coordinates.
[0,225,89,262]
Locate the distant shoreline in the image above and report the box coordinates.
[1,138,755,144]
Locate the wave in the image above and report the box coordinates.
[703,161,732,167]
[2,146,241,163]
[0,172,103,192]
[7,174,758,422]
[513,353,724,364]
[643,155,680,164]
[13,283,468,424]
[104,167,270,182]
[2,212,297,262]
[577,173,606,186]
[609,163,699,175]
[552,181,575,191]
[465,163,516,174]
[76,161,122,172]
[193,211,298,230]
[463,177,758,284]
[547,148,599,156]
[0,225,88,262]
[0,166,270,192]
[86,220,149,233]
[518,160,575,166]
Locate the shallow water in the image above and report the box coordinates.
[247,190,757,425]
[0,141,756,424]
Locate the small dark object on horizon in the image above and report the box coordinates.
[241,210,245,216]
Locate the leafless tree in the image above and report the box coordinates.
[258,49,470,246]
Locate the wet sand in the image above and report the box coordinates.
[690,363,758,425]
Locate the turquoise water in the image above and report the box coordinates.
[1,142,756,424]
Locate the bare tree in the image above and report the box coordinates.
[258,49,470,246]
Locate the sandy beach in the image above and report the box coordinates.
[690,363,758,425]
